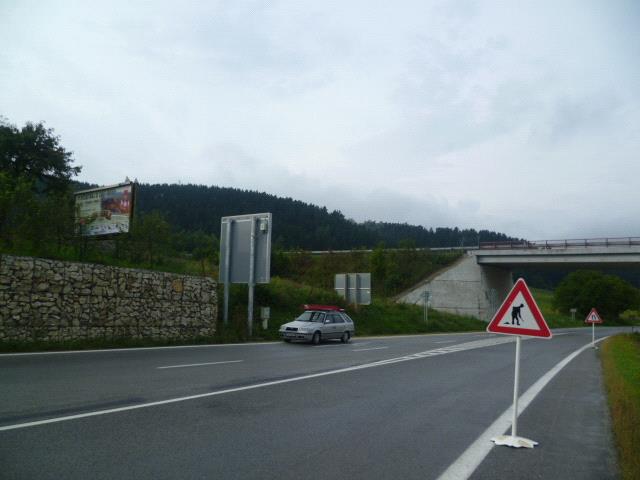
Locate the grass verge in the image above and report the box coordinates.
[236,277,485,341]
[601,334,640,480]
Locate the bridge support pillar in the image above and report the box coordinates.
[397,253,513,321]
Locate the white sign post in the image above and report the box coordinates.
[486,278,552,448]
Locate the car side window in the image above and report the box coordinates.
[340,313,353,323]
[333,314,344,323]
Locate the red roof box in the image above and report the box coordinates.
[303,304,345,312]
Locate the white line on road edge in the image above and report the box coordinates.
[436,336,609,480]
[352,347,389,352]
[157,360,243,369]
[0,336,515,432]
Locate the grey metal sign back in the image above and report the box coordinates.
[335,273,371,306]
[219,212,272,336]
[219,213,272,284]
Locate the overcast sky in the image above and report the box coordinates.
[2,0,639,240]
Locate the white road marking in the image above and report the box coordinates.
[436,336,609,480]
[352,347,389,352]
[157,360,243,369]
[434,340,457,344]
[0,342,278,357]
[0,336,515,432]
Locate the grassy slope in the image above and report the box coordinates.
[531,287,586,329]
[222,277,486,342]
[601,334,640,480]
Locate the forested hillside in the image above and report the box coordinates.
[130,183,516,250]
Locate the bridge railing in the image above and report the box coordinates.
[479,237,640,250]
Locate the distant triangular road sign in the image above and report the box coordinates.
[585,308,603,324]
[487,278,552,338]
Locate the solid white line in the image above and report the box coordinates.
[352,347,389,352]
[157,360,243,370]
[434,340,457,344]
[436,336,609,480]
[0,337,513,432]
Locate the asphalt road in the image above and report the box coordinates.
[0,327,623,479]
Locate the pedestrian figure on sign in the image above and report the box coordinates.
[511,304,525,325]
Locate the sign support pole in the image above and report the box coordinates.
[223,220,232,325]
[492,335,539,448]
[423,291,428,325]
[592,322,595,349]
[247,217,256,338]
[511,335,521,438]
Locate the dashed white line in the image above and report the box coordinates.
[157,360,243,369]
[0,342,278,357]
[436,336,609,480]
[0,336,515,432]
[352,347,389,352]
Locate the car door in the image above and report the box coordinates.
[333,313,345,337]
[322,313,337,339]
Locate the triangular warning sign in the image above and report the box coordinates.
[487,278,552,338]
[585,308,603,324]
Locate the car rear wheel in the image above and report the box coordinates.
[311,332,321,345]
[340,331,351,343]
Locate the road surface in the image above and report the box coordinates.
[0,327,622,479]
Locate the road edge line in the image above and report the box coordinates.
[436,336,610,480]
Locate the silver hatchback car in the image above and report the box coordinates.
[279,305,355,344]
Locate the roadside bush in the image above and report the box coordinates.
[553,270,640,322]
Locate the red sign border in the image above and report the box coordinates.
[584,308,604,324]
[486,278,552,338]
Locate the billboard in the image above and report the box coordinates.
[75,182,135,236]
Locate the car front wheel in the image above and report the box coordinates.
[340,331,351,343]
[311,332,321,345]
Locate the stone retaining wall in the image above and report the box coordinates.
[0,255,217,343]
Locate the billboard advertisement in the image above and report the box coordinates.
[75,182,135,236]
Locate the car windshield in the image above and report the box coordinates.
[295,311,326,322]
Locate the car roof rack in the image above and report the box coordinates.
[302,304,345,312]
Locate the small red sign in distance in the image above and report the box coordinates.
[487,278,552,338]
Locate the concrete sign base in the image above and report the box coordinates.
[491,435,538,449]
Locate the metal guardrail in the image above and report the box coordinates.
[479,237,640,250]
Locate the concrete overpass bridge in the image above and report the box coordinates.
[397,237,640,321]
